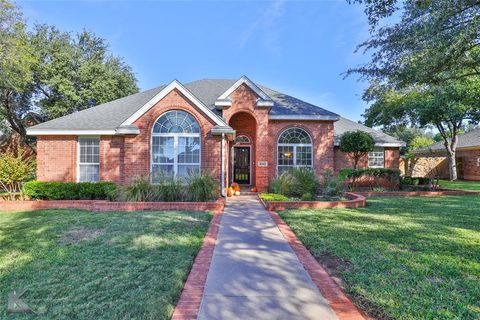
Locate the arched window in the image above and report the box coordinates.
[151,110,200,182]
[234,135,251,144]
[277,127,312,174]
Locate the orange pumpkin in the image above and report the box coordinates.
[226,188,233,197]
[251,187,258,192]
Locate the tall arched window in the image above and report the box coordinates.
[277,127,312,174]
[151,110,201,182]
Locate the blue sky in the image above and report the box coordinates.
[19,0,371,121]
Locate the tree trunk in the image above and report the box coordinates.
[447,151,458,181]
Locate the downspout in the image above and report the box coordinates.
[221,133,226,198]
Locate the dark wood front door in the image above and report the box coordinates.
[234,147,250,184]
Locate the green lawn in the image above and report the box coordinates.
[280,195,480,320]
[439,179,480,191]
[0,209,212,320]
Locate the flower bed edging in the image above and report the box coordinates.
[357,189,480,197]
[269,210,366,320]
[260,192,366,211]
[171,210,223,320]
[0,198,225,212]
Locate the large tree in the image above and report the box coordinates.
[348,0,480,180]
[0,0,138,147]
[363,78,480,180]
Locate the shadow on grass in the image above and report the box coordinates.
[0,209,211,320]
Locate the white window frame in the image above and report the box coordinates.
[77,136,100,182]
[150,112,201,182]
[277,128,313,175]
[368,147,385,168]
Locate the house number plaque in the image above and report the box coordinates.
[258,161,268,167]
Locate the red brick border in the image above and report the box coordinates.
[171,210,222,320]
[269,211,366,320]
[0,198,225,212]
[260,192,366,211]
[357,189,480,197]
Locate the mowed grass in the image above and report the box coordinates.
[0,209,212,320]
[439,179,480,191]
[280,196,480,320]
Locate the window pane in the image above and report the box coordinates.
[278,146,294,166]
[178,165,200,180]
[368,148,384,168]
[296,146,312,166]
[79,164,99,182]
[152,136,174,164]
[278,128,311,144]
[79,137,100,164]
[151,164,174,182]
[178,137,200,164]
[153,110,200,133]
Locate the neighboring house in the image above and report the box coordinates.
[411,128,480,180]
[26,76,403,192]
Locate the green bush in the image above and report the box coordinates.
[0,148,35,200]
[259,193,290,201]
[269,172,293,195]
[289,168,320,198]
[23,181,116,200]
[320,169,346,197]
[301,192,315,201]
[401,176,431,186]
[159,178,185,202]
[339,168,401,189]
[187,174,218,202]
[270,168,319,198]
[117,176,160,202]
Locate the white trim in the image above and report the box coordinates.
[334,142,404,148]
[217,75,272,101]
[269,114,340,121]
[77,136,100,182]
[256,100,274,107]
[233,145,252,185]
[27,129,116,136]
[122,79,228,127]
[214,99,232,107]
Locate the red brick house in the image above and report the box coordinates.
[26,76,403,193]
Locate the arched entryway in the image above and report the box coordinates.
[228,112,257,186]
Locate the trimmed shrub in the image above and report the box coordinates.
[23,181,116,200]
[301,192,315,201]
[339,168,401,190]
[187,174,218,202]
[401,176,431,186]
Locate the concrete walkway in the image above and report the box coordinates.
[197,195,338,320]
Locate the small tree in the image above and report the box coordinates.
[339,130,375,169]
[0,148,35,200]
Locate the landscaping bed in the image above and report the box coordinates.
[0,209,212,319]
[259,192,366,211]
[0,198,225,212]
[278,195,480,319]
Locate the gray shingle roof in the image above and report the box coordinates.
[26,78,403,146]
[30,85,166,130]
[333,117,405,146]
[414,128,480,154]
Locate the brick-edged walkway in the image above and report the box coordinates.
[269,211,366,320]
[171,210,223,320]
[196,196,342,320]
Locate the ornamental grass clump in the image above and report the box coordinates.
[269,168,320,199]
[187,174,218,202]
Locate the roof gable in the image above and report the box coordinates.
[121,80,228,127]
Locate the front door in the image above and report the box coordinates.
[234,147,250,184]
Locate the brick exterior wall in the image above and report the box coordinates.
[36,135,77,181]
[35,84,402,189]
